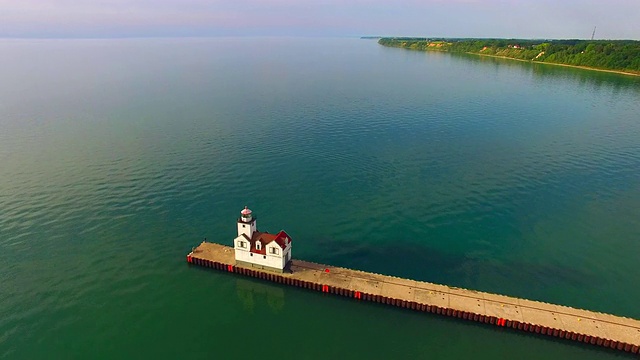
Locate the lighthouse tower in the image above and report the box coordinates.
[237,206,256,238]
[233,206,293,273]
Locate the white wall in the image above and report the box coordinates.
[233,235,292,270]
[235,248,285,269]
[237,220,256,238]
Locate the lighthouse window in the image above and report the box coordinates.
[269,247,279,255]
[238,241,246,248]
[242,224,246,228]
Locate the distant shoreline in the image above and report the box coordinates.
[465,52,640,77]
[377,38,640,78]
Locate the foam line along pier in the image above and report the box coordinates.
[187,242,640,355]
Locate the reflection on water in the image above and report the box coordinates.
[445,51,640,93]
[236,278,285,314]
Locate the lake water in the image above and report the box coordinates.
[1,37,639,359]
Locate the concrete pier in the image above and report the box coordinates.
[187,242,640,354]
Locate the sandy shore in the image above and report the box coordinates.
[467,52,640,77]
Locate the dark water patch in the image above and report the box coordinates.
[310,237,592,300]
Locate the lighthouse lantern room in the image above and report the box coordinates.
[233,206,292,273]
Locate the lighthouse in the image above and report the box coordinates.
[233,206,292,273]
[237,206,256,238]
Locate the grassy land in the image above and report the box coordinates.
[378,38,640,76]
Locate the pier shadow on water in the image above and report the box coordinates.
[308,237,591,304]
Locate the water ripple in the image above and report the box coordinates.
[1,38,639,358]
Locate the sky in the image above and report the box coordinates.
[1,0,639,39]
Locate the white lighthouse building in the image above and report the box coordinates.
[233,206,292,273]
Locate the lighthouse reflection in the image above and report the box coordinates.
[235,278,285,314]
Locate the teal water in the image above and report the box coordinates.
[1,37,639,359]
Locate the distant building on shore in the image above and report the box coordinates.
[233,206,292,273]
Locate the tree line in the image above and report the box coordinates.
[378,38,640,74]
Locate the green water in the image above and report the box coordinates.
[1,37,639,359]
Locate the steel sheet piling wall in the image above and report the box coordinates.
[186,256,639,355]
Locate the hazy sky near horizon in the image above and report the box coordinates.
[1,0,639,39]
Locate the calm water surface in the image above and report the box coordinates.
[1,37,639,359]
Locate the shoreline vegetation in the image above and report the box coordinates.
[378,38,640,77]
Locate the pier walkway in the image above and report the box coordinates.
[187,242,640,355]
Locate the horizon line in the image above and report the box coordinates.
[1,35,639,41]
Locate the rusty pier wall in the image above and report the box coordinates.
[187,242,640,355]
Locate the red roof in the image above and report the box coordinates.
[247,230,291,254]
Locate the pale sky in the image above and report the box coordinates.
[1,0,639,39]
